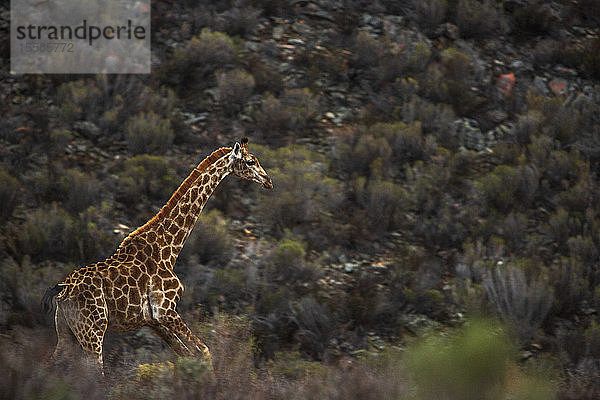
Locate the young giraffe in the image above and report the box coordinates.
[42,138,272,372]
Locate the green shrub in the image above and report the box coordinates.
[218,6,261,38]
[513,3,556,35]
[402,96,456,149]
[116,155,180,213]
[179,209,233,266]
[334,128,392,178]
[441,47,471,83]
[406,320,556,400]
[353,177,409,237]
[438,48,484,115]
[217,68,255,116]
[58,168,101,214]
[345,273,381,327]
[255,89,320,144]
[407,42,433,72]
[351,31,384,70]
[0,166,20,221]
[478,164,539,213]
[264,237,317,289]
[583,37,600,80]
[280,88,320,134]
[244,54,284,95]
[6,204,117,264]
[160,30,237,95]
[56,79,104,123]
[414,0,448,33]
[544,208,579,254]
[256,146,344,249]
[126,112,174,155]
[501,213,528,254]
[456,0,507,38]
[550,258,591,317]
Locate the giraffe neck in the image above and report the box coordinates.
[121,147,232,268]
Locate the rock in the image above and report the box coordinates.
[488,109,508,123]
[272,25,285,40]
[343,262,358,273]
[383,15,404,38]
[456,118,485,151]
[292,22,312,36]
[496,72,516,97]
[287,38,305,46]
[436,23,459,40]
[554,65,577,77]
[73,121,100,139]
[549,78,568,96]
[533,76,550,95]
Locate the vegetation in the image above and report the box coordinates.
[1,0,600,398]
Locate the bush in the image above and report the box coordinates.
[414,0,448,34]
[116,155,180,215]
[56,79,104,124]
[334,127,392,179]
[456,0,507,38]
[256,146,344,249]
[513,3,556,35]
[405,320,556,400]
[179,209,233,266]
[401,96,457,149]
[6,204,117,264]
[243,54,284,95]
[345,272,382,327]
[160,30,237,95]
[583,37,600,80]
[351,31,384,70]
[290,297,332,359]
[352,177,409,237]
[477,164,539,213]
[254,89,320,144]
[58,168,102,214]
[550,258,591,317]
[0,166,20,221]
[265,238,315,285]
[217,5,262,38]
[126,112,174,155]
[217,69,255,116]
[483,266,554,343]
[334,121,435,180]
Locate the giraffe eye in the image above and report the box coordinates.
[246,160,255,166]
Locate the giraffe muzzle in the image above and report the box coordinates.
[262,176,273,189]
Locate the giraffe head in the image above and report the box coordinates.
[229,138,273,189]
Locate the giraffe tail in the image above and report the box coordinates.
[41,283,62,315]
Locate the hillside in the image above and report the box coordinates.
[1,0,600,398]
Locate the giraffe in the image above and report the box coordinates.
[42,138,272,372]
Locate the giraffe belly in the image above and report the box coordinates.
[106,296,148,332]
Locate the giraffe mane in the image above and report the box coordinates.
[123,147,232,240]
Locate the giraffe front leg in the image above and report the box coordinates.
[154,310,213,369]
[149,323,194,357]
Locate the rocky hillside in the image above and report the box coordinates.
[1,0,600,398]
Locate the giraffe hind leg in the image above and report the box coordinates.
[60,292,108,374]
[52,305,74,362]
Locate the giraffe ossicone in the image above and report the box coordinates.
[42,139,272,372]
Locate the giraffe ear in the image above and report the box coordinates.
[231,142,242,159]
